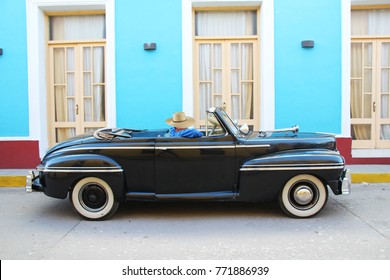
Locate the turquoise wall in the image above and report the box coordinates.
[115,0,183,129]
[274,0,342,133]
[0,0,29,136]
[0,0,344,137]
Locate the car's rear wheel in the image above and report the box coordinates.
[70,177,119,220]
[279,174,328,218]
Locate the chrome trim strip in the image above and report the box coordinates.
[243,163,344,168]
[154,144,270,150]
[50,146,155,156]
[236,144,271,148]
[156,145,236,150]
[53,143,271,154]
[41,167,123,173]
[240,165,344,171]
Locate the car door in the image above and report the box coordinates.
[155,134,236,198]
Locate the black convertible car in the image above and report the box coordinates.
[26,107,350,220]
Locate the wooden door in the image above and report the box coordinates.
[194,39,259,129]
[48,43,106,145]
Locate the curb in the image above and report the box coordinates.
[0,176,27,187]
[1,173,390,187]
[351,173,390,184]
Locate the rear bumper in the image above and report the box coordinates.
[25,171,44,193]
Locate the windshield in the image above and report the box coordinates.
[217,109,240,136]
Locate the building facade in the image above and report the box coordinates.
[0,0,389,168]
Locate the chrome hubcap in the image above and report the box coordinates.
[293,185,313,205]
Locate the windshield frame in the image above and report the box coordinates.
[212,108,242,137]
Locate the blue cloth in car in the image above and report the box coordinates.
[169,127,202,138]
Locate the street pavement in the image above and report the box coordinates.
[0,182,389,260]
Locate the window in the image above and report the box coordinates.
[352,9,390,36]
[195,10,257,36]
[49,14,106,41]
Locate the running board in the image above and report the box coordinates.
[126,191,237,201]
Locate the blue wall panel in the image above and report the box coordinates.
[274,0,342,133]
[0,1,29,136]
[115,0,183,129]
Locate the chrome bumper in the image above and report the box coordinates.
[341,169,351,195]
[25,171,43,193]
[25,171,34,192]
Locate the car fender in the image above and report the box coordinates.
[238,149,345,201]
[40,154,125,200]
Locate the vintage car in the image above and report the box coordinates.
[26,107,351,220]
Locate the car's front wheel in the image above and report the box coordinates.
[70,177,119,220]
[279,174,328,218]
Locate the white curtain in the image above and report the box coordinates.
[199,44,212,120]
[82,46,105,123]
[50,15,106,40]
[350,42,371,140]
[195,11,256,37]
[241,44,253,119]
[93,46,105,122]
[381,43,390,140]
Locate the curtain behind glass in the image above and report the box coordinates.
[381,42,390,140]
[50,15,106,40]
[195,11,257,36]
[352,10,390,35]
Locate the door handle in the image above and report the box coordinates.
[223,102,226,111]
[76,104,79,115]
[373,101,376,113]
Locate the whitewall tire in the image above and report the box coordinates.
[279,174,328,218]
[70,177,119,220]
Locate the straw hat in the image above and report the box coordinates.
[165,112,195,128]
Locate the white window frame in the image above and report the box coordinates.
[26,0,116,158]
[182,0,275,130]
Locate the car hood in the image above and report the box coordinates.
[43,134,91,159]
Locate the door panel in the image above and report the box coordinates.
[155,136,236,195]
[377,40,390,148]
[51,46,78,143]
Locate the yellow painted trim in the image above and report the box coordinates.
[352,5,390,10]
[193,6,259,12]
[352,173,390,183]
[0,176,26,187]
[45,10,105,16]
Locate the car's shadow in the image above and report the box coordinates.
[114,200,284,220]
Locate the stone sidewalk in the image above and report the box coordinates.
[0,165,390,187]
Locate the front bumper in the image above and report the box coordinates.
[25,171,43,193]
[341,169,351,195]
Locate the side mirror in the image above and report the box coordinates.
[239,124,249,134]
